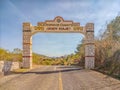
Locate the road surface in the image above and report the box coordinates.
[0,66,120,90]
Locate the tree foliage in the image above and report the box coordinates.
[97,16,120,78]
[0,48,22,61]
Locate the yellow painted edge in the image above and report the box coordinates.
[59,71,63,90]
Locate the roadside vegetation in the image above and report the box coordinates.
[94,16,120,79]
[0,48,80,66]
[75,15,120,79]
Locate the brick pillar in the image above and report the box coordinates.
[23,23,32,69]
[85,23,95,69]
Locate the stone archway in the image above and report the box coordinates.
[22,16,95,69]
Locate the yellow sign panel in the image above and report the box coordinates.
[73,26,83,30]
[34,26,83,31]
[34,26,44,30]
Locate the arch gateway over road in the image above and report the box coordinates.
[22,16,95,69]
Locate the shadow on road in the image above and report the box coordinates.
[12,66,83,75]
[25,67,82,74]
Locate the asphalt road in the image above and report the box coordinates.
[0,66,120,90]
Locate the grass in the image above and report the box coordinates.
[93,69,120,80]
[12,69,30,73]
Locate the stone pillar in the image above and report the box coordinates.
[23,23,32,69]
[85,23,95,69]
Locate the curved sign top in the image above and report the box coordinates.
[31,16,84,35]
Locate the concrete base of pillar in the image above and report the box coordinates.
[85,57,95,69]
[22,58,32,69]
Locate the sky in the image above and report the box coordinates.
[0,0,120,57]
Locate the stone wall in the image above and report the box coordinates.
[0,61,20,75]
[85,23,95,69]
[0,61,4,76]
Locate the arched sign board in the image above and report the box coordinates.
[23,16,95,69]
[31,16,84,34]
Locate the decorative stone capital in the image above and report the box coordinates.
[85,23,94,31]
[23,22,32,30]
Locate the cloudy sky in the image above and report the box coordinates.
[0,0,120,57]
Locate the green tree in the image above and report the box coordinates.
[0,48,8,60]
